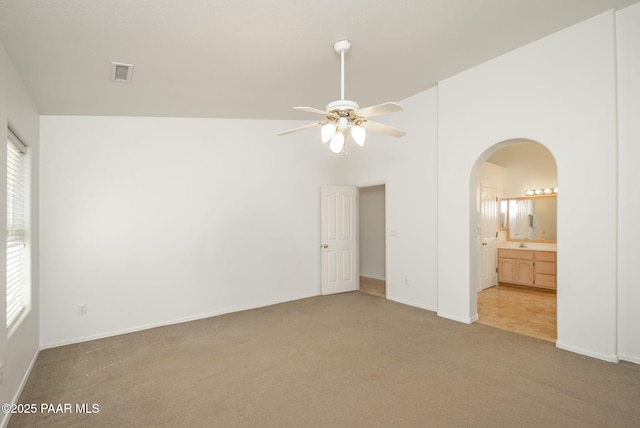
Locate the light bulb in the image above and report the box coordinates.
[351,125,366,146]
[525,190,535,196]
[543,188,552,194]
[534,189,543,195]
[329,131,345,153]
[321,123,336,143]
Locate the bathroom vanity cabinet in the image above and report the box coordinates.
[497,249,556,290]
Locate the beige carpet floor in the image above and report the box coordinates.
[9,292,640,427]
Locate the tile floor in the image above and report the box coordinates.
[477,284,557,342]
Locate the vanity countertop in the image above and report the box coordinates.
[497,242,557,252]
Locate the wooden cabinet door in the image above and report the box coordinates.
[498,258,515,282]
[515,260,534,285]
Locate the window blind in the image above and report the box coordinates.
[7,131,27,328]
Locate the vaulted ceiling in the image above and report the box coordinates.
[1,0,637,119]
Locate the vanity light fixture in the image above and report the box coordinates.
[525,187,558,196]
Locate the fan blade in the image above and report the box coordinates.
[354,102,403,118]
[293,107,338,118]
[360,120,406,138]
[277,121,326,136]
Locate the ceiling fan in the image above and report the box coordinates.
[278,39,406,154]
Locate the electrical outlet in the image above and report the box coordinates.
[0,363,4,384]
[78,303,87,315]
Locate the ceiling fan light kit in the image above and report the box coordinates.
[278,39,406,154]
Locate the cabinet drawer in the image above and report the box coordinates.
[498,249,533,260]
[535,251,556,262]
[535,273,556,289]
[535,261,556,275]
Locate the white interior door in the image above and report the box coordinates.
[480,185,498,290]
[321,185,358,295]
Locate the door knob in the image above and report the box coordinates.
[322,244,328,248]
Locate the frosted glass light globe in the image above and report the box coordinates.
[321,123,336,143]
[329,131,345,153]
[351,125,366,146]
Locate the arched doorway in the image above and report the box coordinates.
[470,139,558,341]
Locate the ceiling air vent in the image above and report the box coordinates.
[110,62,134,83]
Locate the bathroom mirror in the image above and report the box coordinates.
[501,196,557,242]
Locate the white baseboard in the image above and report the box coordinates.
[437,310,475,324]
[386,296,437,313]
[617,353,640,365]
[1,348,40,428]
[41,292,320,349]
[555,341,619,363]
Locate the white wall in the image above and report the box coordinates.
[359,185,385,280]
[0,42,40,426]
[39,116,346,347]
[348,88,439,311]
[478,162,507,201]
[438,12,619,360]
[486,142,557,197]
[616,3,640,364]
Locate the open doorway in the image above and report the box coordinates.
[358,185,386,298]
[474,140,557,342]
